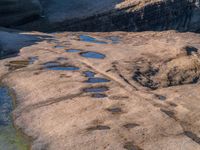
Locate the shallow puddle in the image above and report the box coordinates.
[83,86,109,93]
[0,86,29,150]
[86,77,110,83]
[79,35,107,44]
[43,62,60,68]
[83,71,96,78]
[47,66,79,71]
[43,62,79,71]
[65,49,81,53]
[0,87,12,126]
[80,51,105,59]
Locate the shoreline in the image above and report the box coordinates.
[0,81,31,150]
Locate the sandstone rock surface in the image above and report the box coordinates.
[0,30,200,150]
[0,1,200,150]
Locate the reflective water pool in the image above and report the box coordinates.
[80,51,105,59]
[86,77,110,83]
[0,86,29,150]
[47,66,80,71]
[83,71,96,78]
[83,86,109,93]
[65,49,81,53]
[43,62,60,68]
[79,35,107,44]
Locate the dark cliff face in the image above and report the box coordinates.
[1,0,200,32]
[0,0,41,27]
[59,0,200,32]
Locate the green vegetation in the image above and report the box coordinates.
[0,125,29,150]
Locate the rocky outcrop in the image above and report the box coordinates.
[0,0,41,27]
[60,0,200,32]
[1,0,200,32]
[133,46,200,90]
[16,0,200,32]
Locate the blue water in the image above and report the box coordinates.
[43,62,79,71]
[80,51,105,59]
[47,66,80,71]
[0,87,12,126]
[83,71,96,78]
[43,62,60,68]
[83,87,109,93]
[0,86,28,150]
[86,77,110,83]
[79,35,107,44]
[65,49,81,53]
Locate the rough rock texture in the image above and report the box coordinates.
[59,0,200,32]
[0,0,41,27]
[39,0,122,22]
[1,0,200,32]
[17,0,200,32]
[0,30,200,150]
[132,47,200,89]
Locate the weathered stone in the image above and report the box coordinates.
[61,0,200,32]
[18,0,200,32]
[0,30,200,150]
